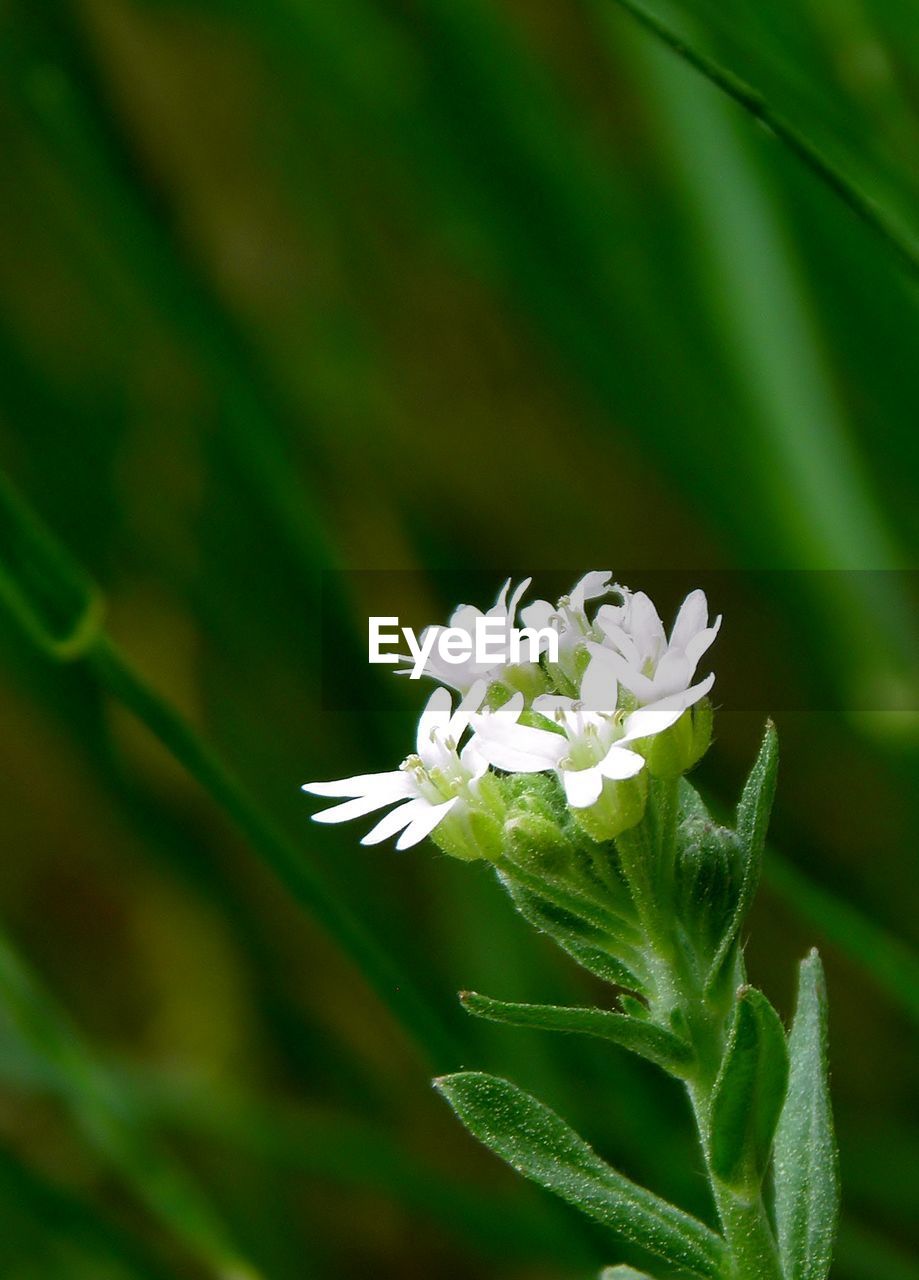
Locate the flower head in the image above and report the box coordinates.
[472,690,657,810]
[396,577,539,694]
[520,571,622,685]
[303,684,488,850]
[584,588,720,716]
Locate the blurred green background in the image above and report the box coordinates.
[0,1,917,1277]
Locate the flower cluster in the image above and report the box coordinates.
[304,574,720,854]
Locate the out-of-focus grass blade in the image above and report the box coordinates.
[601,11,917,705]
[127,1070,602,1270]
[0,927,259,1280]
[0,469,459,1066]
[834,1220,919,1280]
[0,1145,176,1280]
[692,770,919,1027]
[594,0,919,276]
[0,1039,601,1271]
[764,851,919,1027]
[0,5,338,586]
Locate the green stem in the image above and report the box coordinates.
[686,1076,784,1280]
[636,783,783,1280]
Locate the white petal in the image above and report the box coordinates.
[685,616,722,665]
[652,649,696,699]
[583,646,656,705]
[488,578,512,617]
[669,589,708,649]
[447,678,488,740]
[629,592,666,662]
[302,770,411,799]
[520,599,554,630]
[361,798,427,846]
[416,686,454,756]
[473,721,566,773]
[579,654,619,711]
[312,789,407,824]
[459,737,489,778]
[619,707,684,742]
[620,673,714,742]
[597,744,645,780]
[396,796,459,850]
[568,570,612,612]
[648,670,715,714]
[562,766,604,809]
[594,612,642,667]
[505,576,532,621]
[477,690,525,725]
[450,604,481,631]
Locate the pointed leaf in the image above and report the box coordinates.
[435,1072,726,1279]
[678,777,711,824]
[500,873,647,993]
[707,722,778,989]
[710,986,789,1193]
[459,991,693,1075]
[774,951,839,1280]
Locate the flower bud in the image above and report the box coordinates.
[570,771,648,843]
[676,816,741,954]
[502,775,573,871]
[429,773,507,862]
[640,699,713,779]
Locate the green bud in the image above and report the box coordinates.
[570,771,648,842]
[676,816,742,954]
[499,776,568,869]
[638,699,714,779]
[429,773,507,863]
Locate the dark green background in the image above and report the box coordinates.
[0,1,917,1277]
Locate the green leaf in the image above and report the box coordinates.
[602,1268,657,1279]
[499,873,647,994]
[707,722,778,989]
[435,1072,726,1279]
[773,950,839,1280]
[678,778,711,824]
[710,986,789,1193]
[459,991,693,1074]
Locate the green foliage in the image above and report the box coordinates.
[459,991,693,1074]
[710,987,789,1193]
[601,1268,656,1280]
[498,869,648,993]
[708,722,779,989]
[439,729,842,1280]
[0,0,916,1273]
[435,1071,726,1278]
[774,950,840,1280]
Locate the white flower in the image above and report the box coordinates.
[520,571,622,683]
[472,691,660,810]
[397,577,536,693]
[302,685,487,850]
[584,588,720,717]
